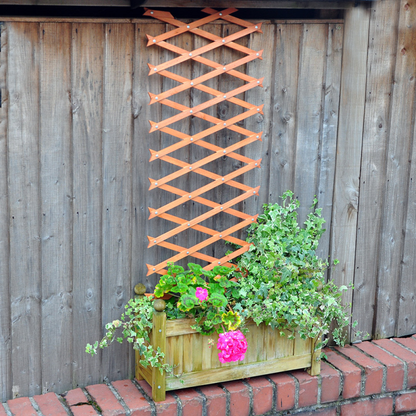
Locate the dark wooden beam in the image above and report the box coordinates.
[0,0,371,8]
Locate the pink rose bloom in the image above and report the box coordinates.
[217,330,247,363]
[195,287,208,302]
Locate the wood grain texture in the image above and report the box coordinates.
[398,112,416,336]
[316,23,343,265]
[0,21,11,403]
[352,0,400,341]
[294,23,327,224]
[39,22,73,395]
[131,22,164,290]
[375,0,416,339]
[8,22,42,398]
[243,23,275,215]
[139,317,318,400]
[151,310,166,402]
[1,0,358,7]
[164,353,311,390]
[100,22,134,382]
[135,0,357,9]
[268,24,302,202]
[329,4,370,341]
[71,22,104,388]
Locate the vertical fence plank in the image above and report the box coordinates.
[8,22,42,398]
[316,23,343,264]
[40,22,73,394]
[398,116,416,336]
[101,23,134,381]
[352,0,400,341]
[330,5,370,340]
[268,24,302,202]
[294,24,327,224]
[375,0,416,339]
[244,23,276,215]
[132,22,164,291]
[72,23,104,387]
[0,21,11,402]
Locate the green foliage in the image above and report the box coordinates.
[86,296,173,376]
[87,191,357,372]
[230,190,353,349]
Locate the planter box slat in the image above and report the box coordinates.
[136,310,320,401]
[164,353,312,390]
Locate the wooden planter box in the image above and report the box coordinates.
[135,305,321,402]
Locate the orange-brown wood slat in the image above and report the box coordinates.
[148,51,263,104]
[144,8,259,57]
[149,160,260,218]
[148,67,260,108]
[148,78,263,131]
[148,43,257,84]
[152,158,254,194]
[147,214,258,274]
[148,24,262,75]
[145,8,263,274]
[149,105,264,159]
[150,100,262,138]
[152,211,248,247]
[149,134,260,188]
[144,8,237,44]
[148,186,259,249]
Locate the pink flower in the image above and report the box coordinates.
[217,330,247,363]
[195,287,208,302]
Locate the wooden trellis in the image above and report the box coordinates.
[145,8,263,276]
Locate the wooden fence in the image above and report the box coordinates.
[0,0,415,400]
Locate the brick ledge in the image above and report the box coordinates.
[2,334,416,416]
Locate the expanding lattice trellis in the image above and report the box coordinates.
[145,7,263,276]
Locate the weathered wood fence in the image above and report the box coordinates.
[0,0,415,401]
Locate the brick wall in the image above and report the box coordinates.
[2,335,416,416]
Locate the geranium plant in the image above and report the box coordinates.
[87,191,354,374]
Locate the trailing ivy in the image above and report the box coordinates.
[231,190,353,349]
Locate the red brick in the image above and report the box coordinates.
[291,369,318,407]
[65,388,89,406]
[295,408,337,416]
[336,345,383,395]
[64,388,99,416]
[0,405,7,416]
[324,348,361,399]
[112,380,152,416]
[86,384,125,416]
[33,392,68,416]
[374,339,416,388]
[356,341,405,392]
[175,389,203,416]
[268,373,295,411]
[246,377,273,415]
[199,385,226,416]
[135,379,177,416]
[320,362,340,403]
[395,337,416,353]
[7,397,37,416]
[341,397,393,416]
[222,380,250,416]
[395,391,416,413]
